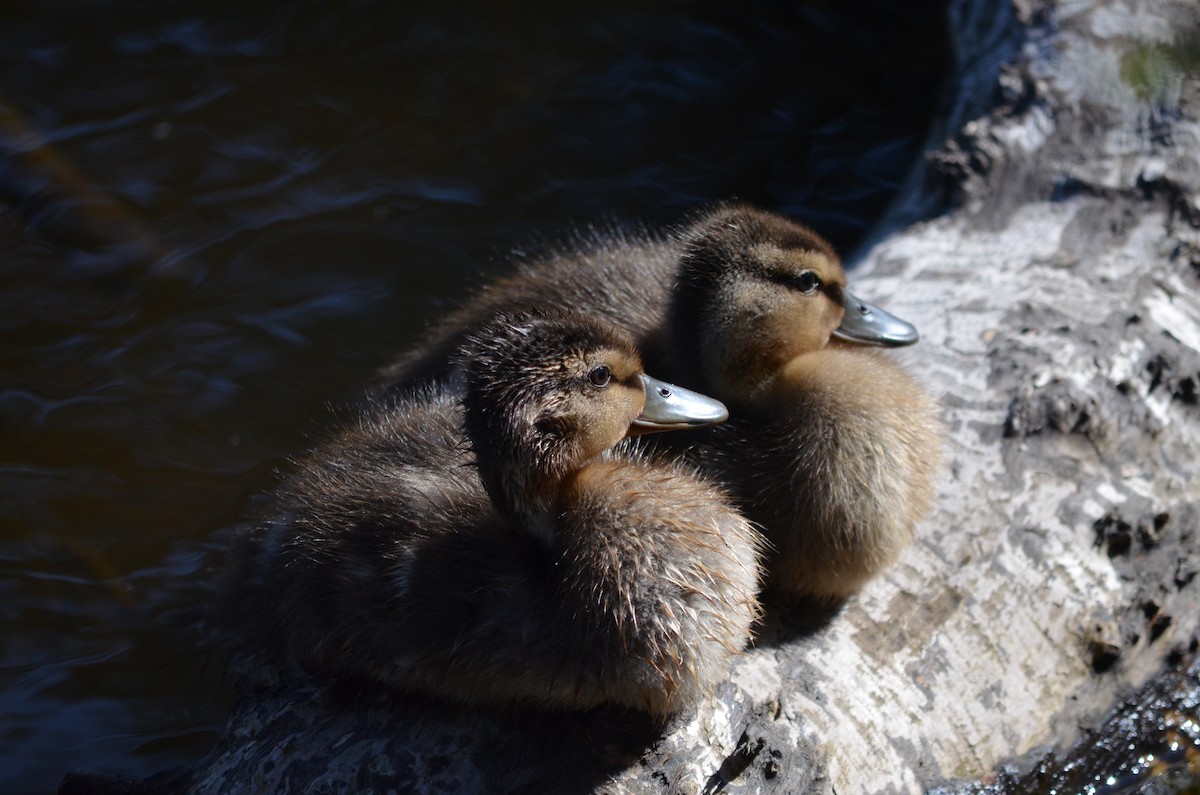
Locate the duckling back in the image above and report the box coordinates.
[219,384,494,678]
[378,225,682,390]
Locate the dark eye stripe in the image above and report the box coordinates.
[751,264,822,294]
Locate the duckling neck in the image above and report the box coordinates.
[512,489,562,547]
[704,347,789,411]
[740,351,831,414]
[482,462,563,547]
[489,449,617,548]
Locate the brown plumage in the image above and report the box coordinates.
[221,306,762,718]
[377,205,942,601]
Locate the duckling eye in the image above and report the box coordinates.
[794,270,821,294]
[588,365,612,388]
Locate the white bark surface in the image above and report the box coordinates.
[119,0,1200,792]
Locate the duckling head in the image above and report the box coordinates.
[458,306,727,543]
[670,205,918,410]
[670,205,850,408]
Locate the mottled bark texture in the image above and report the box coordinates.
[113,0,1200,791]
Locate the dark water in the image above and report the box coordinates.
[0,1,949,789]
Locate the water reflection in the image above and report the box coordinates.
[0,0,947,789]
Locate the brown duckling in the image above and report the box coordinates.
[377,205,941,601]
[666,207,941,600]
[222,306,762,718]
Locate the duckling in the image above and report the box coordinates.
[222,306,762,718]
[666,207,941,601]
[378,204,941,601]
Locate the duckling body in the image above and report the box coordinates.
[379,205,941,601]
[708,347,938,599]
[223,307,761,717]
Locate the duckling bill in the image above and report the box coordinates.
[221,306,763,718]
[834,292,920,347]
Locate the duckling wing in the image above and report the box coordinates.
[219,385,490,673]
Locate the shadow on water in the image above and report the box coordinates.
[0,0,950,789]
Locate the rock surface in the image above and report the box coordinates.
[79,0,1200,792]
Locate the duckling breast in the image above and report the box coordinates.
[715,347,943,600]
[555,457,763,715]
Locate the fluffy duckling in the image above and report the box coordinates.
[666,207,941,600]
[222,306,762,718]
[378,205,941,601]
